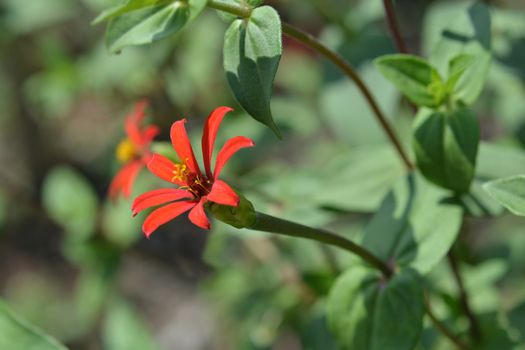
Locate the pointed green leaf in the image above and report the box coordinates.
[483,175,525,216]
[0,300,68,350]
[374,54,444,108]
[445,53,475,92]
[327,267,424,350]
[362,174,463,274]
[104,0,206,53]
[413,107,479,194]
[223,6,282,137]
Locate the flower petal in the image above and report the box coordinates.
[201,106,233,178]
[132,188,193,216]
[108,160,143,200]
[170,119,201,176]
[147,154,185,186]
[188,197,210,230]
[207,179,239,206]
[139,125,160,146]
[142,201,196,238]
[213,136,255,179]
[125,99,149,146]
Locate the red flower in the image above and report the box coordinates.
[132,106,254,237]
[108,100,159,200]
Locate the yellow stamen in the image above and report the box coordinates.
[171,163,188,183]
[116,138,137,163]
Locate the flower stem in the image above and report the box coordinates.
[206,0,414,172]
[252,212,393,277]
[382,0,409,54]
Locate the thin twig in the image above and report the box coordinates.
[280,23,414,171]
[382,0,409,54]
[424,293,469,350]
[447,251,481,341]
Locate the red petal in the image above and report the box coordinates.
[207,180,239,206]
[139,125,160,146]
[146,154,185,186]
[142,201,196,238]
[125,100,149,146]
[108,160,143,200]
[201,106,233,178]
[132,188,193,216]
[170,119,201,176]
[213,136,255,179]
[188,197,210,230]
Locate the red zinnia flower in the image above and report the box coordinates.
[108,100,159,200]
[131,106,254,237]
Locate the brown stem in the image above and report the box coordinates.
[447,252,481,342]
[280,23,413,171]
[424,293,469,350]
[382,0,409,54]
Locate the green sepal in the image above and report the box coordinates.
[209,193,256,229]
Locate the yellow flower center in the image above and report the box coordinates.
[171,163,189,183]
[116,138,137,163]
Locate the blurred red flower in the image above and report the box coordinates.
[132,106,254,237]
[108,100,159,200]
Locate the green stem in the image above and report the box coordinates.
[251,212,467,350]
[252,212,393,277]
[206,0,414,171]
[207,0,252,17]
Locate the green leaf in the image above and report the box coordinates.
[413,107,479,194]
[42,166,98,240]
[445,53,475,92]
[374,54,444,108]
[327,266,424,350]
[223,5,282,137]
[362,174,463,274]
[483,175,525,216]
[104,0,206,53]
[449,53,490,105]
[0,300,68,350]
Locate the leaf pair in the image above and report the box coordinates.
[375,53,487,109]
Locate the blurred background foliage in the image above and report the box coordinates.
[0,0,525,349]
